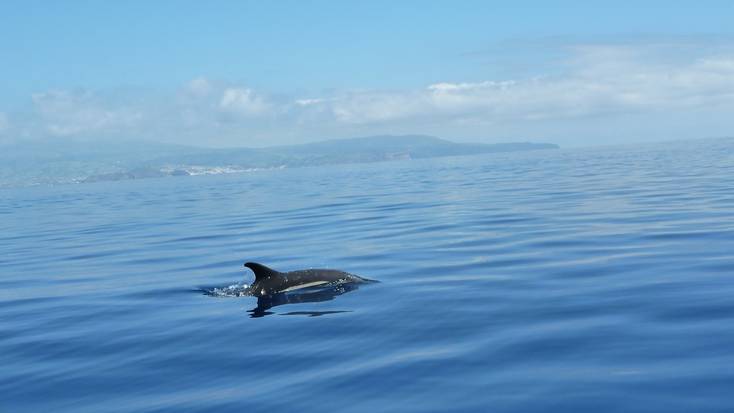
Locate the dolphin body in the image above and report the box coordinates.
[244,262,376,297]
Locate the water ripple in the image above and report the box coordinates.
[2,139,734,412]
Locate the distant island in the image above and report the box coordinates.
[0,135,558,187]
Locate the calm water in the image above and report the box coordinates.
[2,139,734,412]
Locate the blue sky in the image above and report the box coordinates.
[1,1,733,147]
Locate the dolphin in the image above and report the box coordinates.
[244,262,376,297]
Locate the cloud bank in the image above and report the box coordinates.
[5,42,734,147]
[31,90,143,137]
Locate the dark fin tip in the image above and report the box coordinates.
[244,262,280,282]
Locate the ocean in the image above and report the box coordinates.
[2,139,733,412]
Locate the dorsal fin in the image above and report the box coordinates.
[244,262,281,282]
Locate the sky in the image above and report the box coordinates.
[1,0,733,148]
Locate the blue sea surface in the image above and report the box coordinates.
[2,139,734,412]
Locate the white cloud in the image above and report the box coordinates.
[185,77,214,97]
[31,90,142,136]
[307,47,734,126]
[295,98,326,106]
[219,88,272,117]
[325,90,431,124]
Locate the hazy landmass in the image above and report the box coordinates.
[0,135,558,188]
